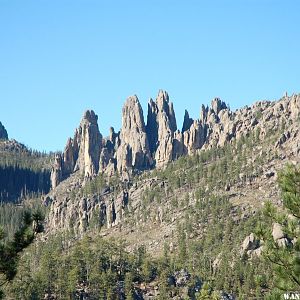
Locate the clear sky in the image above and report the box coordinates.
[0,0,299,152]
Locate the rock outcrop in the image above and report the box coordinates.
[183,120,206,154]
[50,110,102,187]
[74,110,102,177]
[272,222,291,247]
[99,127,119,175]
[63,138,78,176]
[116,96,152,173]
[240,233,262,258]
[182,110,193,132]
[50,154,63,189]
[146,90,178,166]
[0,122,8,140]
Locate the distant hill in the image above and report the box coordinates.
[0,137,52,202]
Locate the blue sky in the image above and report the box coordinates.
[0,0,299,152]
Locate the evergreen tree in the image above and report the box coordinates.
[0,210,44,299]
[158,269,169,300]
[124,271,134,300]
[261,164,300,291]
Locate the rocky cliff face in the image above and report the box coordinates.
[0,122,8,140]
[50,154,63,189]
[116,95,152,173]
[146,90,178,166]
[51,91,300,189]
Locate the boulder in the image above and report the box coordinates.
[240,233,260,257]
[272,223,285,240]
[174,269,191,287]
[272,223,291,247]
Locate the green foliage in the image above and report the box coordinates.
[0,199,47,241]
[82,174,106,196]
[278,164,300,218]
[262,164,300,291]
[5,235,153,299]
[158,269,170,300]
[124,271,134,300]
[196,282,220,300]
[0,209,44,298]
[0,143,52,202]
[0,123,288,299]
[0,165,50,202]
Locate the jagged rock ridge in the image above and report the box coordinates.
[45,91,300,245]
[51,91,300,188]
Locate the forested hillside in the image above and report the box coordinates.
[0,139,52,202]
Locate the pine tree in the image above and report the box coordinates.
[196,282,211,300]
[0,210,44,299]
[177,224,187,268]
[158,269,169,300]
[261,164,300,291]
[124,271,134,300]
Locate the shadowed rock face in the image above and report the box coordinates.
[182,110,193,133]
[0,122,8,140]
[99,127,119,176]
[146,99,159,155]
[51,91,300,189]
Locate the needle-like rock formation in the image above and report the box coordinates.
[146,90,177,166]
[50,91,300,189]
[116,95,152,173]
[51,110,102,187]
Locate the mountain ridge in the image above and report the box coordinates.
[50,90,300,189]
[44,90,300,240]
